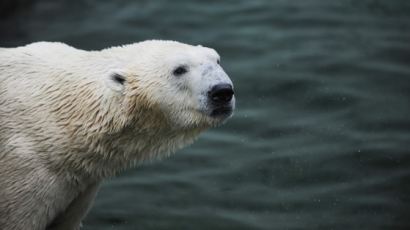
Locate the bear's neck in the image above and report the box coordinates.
[80,112,204,179]
[49,93,205,180]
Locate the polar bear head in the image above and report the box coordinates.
[103,40,235,131]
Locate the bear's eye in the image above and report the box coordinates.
[217,59,220,65]
[173,66,188,76]
[112,73,125,85]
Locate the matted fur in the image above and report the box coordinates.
[0,40,234,230]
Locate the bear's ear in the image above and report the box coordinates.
[105,69,127,92]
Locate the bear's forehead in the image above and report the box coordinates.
[124,41,220,69]
[163,45,219,65]
[197,46,219,60]
[133,40,219,60]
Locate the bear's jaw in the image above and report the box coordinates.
[52,117,205,180]
[73,127,202,179]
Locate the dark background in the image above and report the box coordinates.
[1,0,410,229]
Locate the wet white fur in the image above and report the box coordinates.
[0,40,234,229]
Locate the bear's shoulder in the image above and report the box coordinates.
[21,41,76,52]
[0,42,90,74]
[19,42,83,60]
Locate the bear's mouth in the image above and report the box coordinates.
[210,106,233,118]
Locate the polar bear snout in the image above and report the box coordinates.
[208,83,234,104]
[207,83,235,118]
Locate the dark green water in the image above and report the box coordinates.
[1,0,410,229]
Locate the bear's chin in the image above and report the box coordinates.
[196,111,233,128]
[168,109,230,131]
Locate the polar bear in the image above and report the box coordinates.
[0,40,235,230]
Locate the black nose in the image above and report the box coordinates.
[208,84,234,104]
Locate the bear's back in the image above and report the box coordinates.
[0,42,85,74]
[0,42,79,109]
[0,42,95,144]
